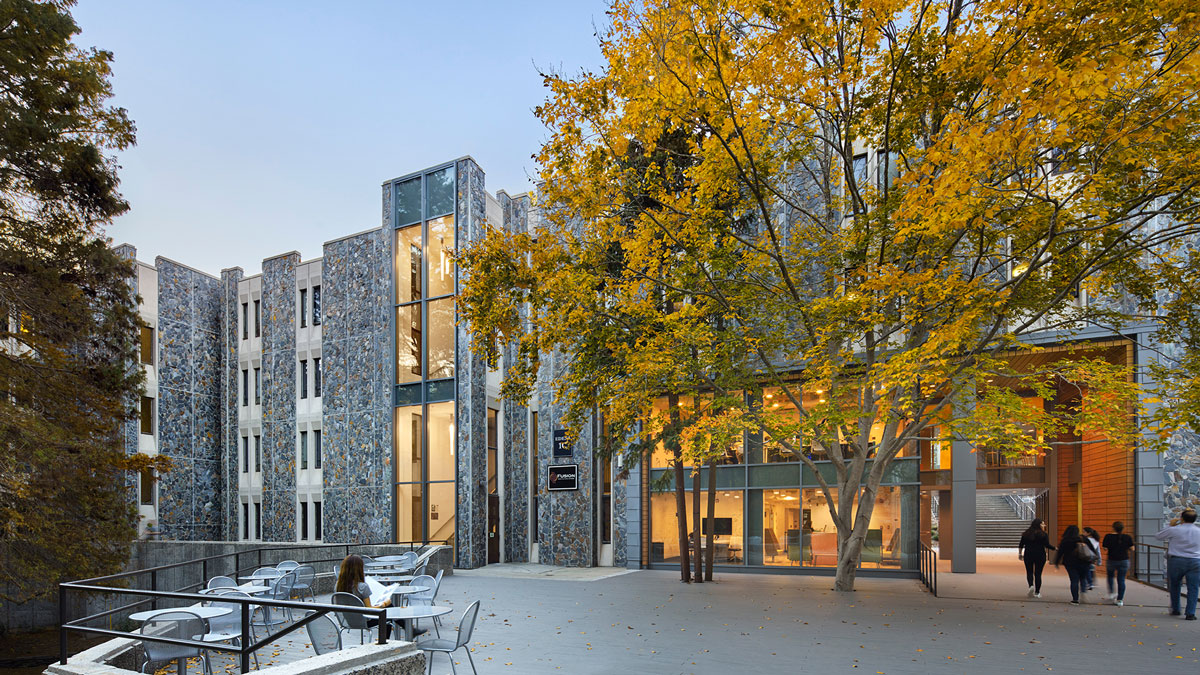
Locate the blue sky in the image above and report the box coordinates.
[74,1,608,276]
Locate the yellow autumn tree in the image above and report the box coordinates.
[460,0,1200,590]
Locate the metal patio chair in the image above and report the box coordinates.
[331,591,376,645]
[417,601,480,675]
[201,589,258,669]
[291,565,316,601]
[305,613,343,655]
[206,575,237,589]
[139,610,209,675]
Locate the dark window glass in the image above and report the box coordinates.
[139,469,154,505]
[242,502,250,540]
[395,177,421,226]
[314,501,322,540]
[254,299,260,337]
[300,430,308,470]
[487,408,498,494]
[254,502,261,540]
[140,396,154,434]
[242,302,248,340]
[242,369,248,407]
[139,325,154,365]
[426,166,455,218]
[312,285,321,326]
[314,430,322,469]
[313,357,321,397]
[300,359,308,399]
[300,501,309,540]
[242,436,249,473]
[602,458,612,544]
[426,379,454,401]
[254,368,261,405]
[852,153,868,188]
[254,435,261,473]
[300,288,307,327]
[531,411,539,542]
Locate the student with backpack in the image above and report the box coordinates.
[1018,518,1056,598]
[1054,525,1098,604]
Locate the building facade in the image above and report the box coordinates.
[122,156,1199,575]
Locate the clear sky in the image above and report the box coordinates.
[73,0,609,277]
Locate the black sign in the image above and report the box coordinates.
[548,464,579,491]
[552,429,573,458]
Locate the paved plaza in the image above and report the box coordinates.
[140,551,1196,675]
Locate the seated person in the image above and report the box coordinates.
[336,554,391,638]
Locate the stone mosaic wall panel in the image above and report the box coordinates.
[1159,342,1200,519]
[456,158,489,568]
[322,226,394,544]
[260,254,298,542]
[154,257,224,540]
[500,192,530,563]
[535,349,596,567]
[220,267,243,540]
[114,244,140,506]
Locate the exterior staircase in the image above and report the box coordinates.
[975,494,1028,548]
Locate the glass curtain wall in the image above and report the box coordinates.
[646,391,920,570]
[393,165,457,545]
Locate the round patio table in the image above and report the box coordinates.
[384,584,430,606]
[130,605,232,622]
[385,605,453,641]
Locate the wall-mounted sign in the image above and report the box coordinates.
[552,429,573,458]
[548,464,579,491]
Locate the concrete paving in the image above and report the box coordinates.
[436,562,1198,675]
[137,555,1196,675]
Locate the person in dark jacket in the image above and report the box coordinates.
[1018,518,1056,598]
[1055,525,1099,604]
[1102,521,1136,606]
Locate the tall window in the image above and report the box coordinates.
[300,500,309,540]
[254,434,261,473]
[139,324,154,365]
[254,501,261,540]
[254,368,261,405]
[312,285,321,326]
[253,299,261,337]
[242,436,250,474]
[139,469,155,505]
[242,369,249,407]
[299,288,308,327]
[140,396,154,434]
[531,411,539,543]
[300,359,308,399]
[314,429,322,469]
[300,430,308,470]
[392,166,459,545]
[313,357,321,397]
[314,501,322,540]
[242,502,250,540]
[242,302,248,340]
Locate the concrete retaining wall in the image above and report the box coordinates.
[46,635,424,675]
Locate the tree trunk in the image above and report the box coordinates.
[831,484,883,592]
[704,458,716,581]
[673,455,690,583]
[692,467,703,583]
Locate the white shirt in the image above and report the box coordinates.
[1155,522,1200,558]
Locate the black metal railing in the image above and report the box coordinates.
[59,539,449,670]
[918,541,937,596]
[1131,541,1168,591]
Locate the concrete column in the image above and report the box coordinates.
[951,432,977,573]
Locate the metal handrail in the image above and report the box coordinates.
[1131,540,1168,591]
[918,541,937,597]
[59,583,386,673]
[59,539,450,671]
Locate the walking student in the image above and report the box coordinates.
[1083,526,1102,591]
[1018,518,1055,598]
[1054,525,1098,604]
[1102,521,1135,607]
[1155,508,1200,620]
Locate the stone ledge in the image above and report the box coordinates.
[47,637,425,675]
